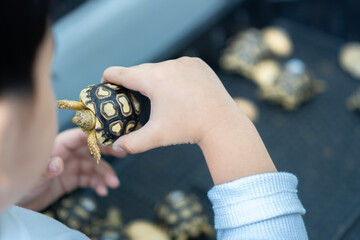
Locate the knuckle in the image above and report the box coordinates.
[103,66,122,79]
[191,57,204,64]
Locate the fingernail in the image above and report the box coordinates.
[110,175,120,187]
[49,157,60,173]
[99,187,108,196]
[112,144,124,153]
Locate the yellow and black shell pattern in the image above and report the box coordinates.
[155,190,213,239]
[54,195,98,235]
[80,83,141,146]
[91,207,130,240]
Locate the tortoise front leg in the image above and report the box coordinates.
[57,100,86,110]
[87,130,101,164]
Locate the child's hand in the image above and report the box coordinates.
[102,57,241,153]
[103,57,276,185]
[17,128,125,211]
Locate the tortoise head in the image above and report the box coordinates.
[72,110,95,130]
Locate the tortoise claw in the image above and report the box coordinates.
[87,130,101,163]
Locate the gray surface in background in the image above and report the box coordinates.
[52,0,243,128]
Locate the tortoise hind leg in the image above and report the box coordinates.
[57,100,86,110]
[87,130,101,164]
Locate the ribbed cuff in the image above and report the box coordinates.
[208,172,306,229]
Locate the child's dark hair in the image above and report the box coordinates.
[0,0,50,96]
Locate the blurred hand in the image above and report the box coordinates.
[102,57,242,154]
[17,128,126,211]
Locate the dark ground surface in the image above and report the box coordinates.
[50,18,360,240]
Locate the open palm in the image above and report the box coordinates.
[17,128,126,211]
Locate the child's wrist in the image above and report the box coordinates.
[197,111,277,185]
[197,111,250,152]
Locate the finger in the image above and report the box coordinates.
[101,66,150,95]
[95,185,108,197]
[52,128,87,157]
[74,142,127,159]
[97,161,120,188]
[43,157,64,178]
[90,177,108,196]
[113,121,162,154]
[99,145,127,158]
[79,175,91,188]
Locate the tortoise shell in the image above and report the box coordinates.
[256,59,323,110]
[219,27,292,78]
[220,28,268,77]
[91,207,129,240]
[125,220,170,240]
[54,195,98,235]
[79,83,141,146]
[155,190,214,239]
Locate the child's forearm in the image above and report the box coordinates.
[198,110,277,185]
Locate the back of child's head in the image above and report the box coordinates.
[0,0,50,96]
[0,0,57,214]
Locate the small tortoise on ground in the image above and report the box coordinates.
[339,42,360,80]
[155,190,214,240]
[347,87,360,111]
[125,220,170,240]
[90,207,130,240]
[252,58,324,110]
[57,83,141,163]
[54,195,98,236]
[219,27,292,78]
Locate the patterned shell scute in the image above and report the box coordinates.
[54,196,97,235]
[80,83,141,146]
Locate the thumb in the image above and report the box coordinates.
[113,122,161,154]
[44,157,64,178]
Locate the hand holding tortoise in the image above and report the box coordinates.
[101,57,276,185]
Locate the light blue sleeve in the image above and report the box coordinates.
[0,205,89,240]
[207,172,308,240]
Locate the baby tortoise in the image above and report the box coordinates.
[91,207,130,240]
[347,87,360,111]
[55,195,98,236]
[252,59,324,110]
[339,42,360,80]
[58,83,141,163]
[125,220,170,240]
[219,27,292,78]
[155,190,214,240]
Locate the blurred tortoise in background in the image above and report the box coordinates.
[91,207,130,240]
[233,97,259,122]
[347,87,360,111]
[219,27,292,78]
[339,42,360,80]
[155,190,215,240]
[252,58,324,110]
[54,195,98,236]
[125,220,170,240]
[58,83,141,163]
